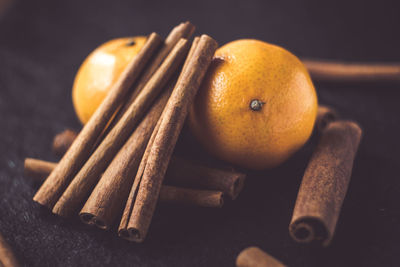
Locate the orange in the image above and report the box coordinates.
[188,39,318,170]
[72,36,147,124]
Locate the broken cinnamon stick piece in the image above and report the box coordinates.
[303,59,400,82]
[122,35,218,242]
[289,120,362,246]
[316,105,338,133]
[52,129,78,157]
[33,33,162,209]
[52,38,189,217]
[0,233,19,267]
[236,247,286,267]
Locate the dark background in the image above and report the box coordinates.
[1,0,400,266]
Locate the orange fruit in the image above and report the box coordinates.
[72,36,147,124]
[188,39,318,170]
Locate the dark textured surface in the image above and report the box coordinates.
[0,0,400,266]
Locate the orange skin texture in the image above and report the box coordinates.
[188,39,318,170]
[72,36,147,124]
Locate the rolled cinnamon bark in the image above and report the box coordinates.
[0,233,19,267]
[98,22,195,143]
[24,158,224,221]
[24,156,242,203]
[52,38,189,217]
[49,128,246,200]
[24,158,56,183]
[303,59,400,82]
[315,105,338,133]
[118,37,201,238]
[52,129,78,157]
[112,22,195,123]
[119,35,218,242]
[289,120,362,246]
[160,185,224,208]
[33,33,162,209]
[166,157,246,199]
[236,247,286,267]
[79,78,175,229]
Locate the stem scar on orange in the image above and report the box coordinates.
[72,36,147,124]
[188,39,318,170]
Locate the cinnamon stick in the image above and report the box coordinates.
[303,59,400,82]
[79,79,175,229]
[24,158,224,213]
[50,131,246,199]
[52,129,78,157]
[0,233,19,267]
[33,33,162,208]
[118,36,201,237]
[50,130,245,200]
[24,155,240,203]
[236,247,286,267]
[315,105,338,133]
[52,38,189,217]
[24,158,56,183]
[166,157,246,199]
[102,22,195,139]
[50,129,246,199]
[160,185,224,208]
[289,120,362,246]
[119,35,218,242]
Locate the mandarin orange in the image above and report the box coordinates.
[188,39,318,169]
[72,36,147,124]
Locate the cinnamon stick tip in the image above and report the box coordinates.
[118,228,143,243]
[51,205,71,218]
[289,217,330,246]
[236,246,286,267]
[23,158,32,176]
[216,192,225,208]
[230,173,246,200]
[94,219,108,230]
[80,213,96,225]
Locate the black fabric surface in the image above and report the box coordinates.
[1,0,400,266]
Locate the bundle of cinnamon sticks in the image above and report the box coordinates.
[24,22,248,242]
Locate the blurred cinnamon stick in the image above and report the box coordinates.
[33,33,162,209]
[303,59,400,82]
[289,120,362,246]
[52,129,77,157]
[0,233,19,267]
[119,35,218,242]
[236,247,286,267]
